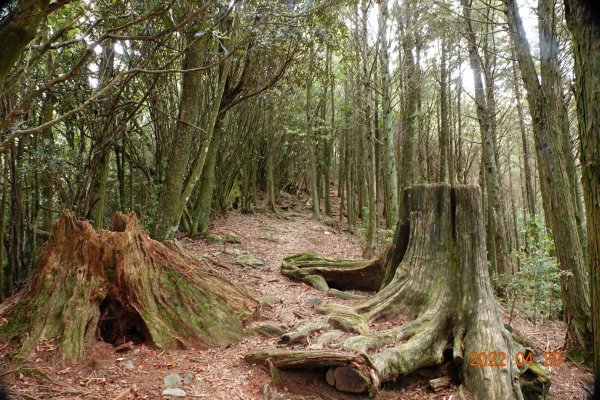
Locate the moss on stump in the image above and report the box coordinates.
[0,211,258,360]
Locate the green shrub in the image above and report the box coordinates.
[494,217,564,323]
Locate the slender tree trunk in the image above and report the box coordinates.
[539,0,587,257]
[439,37,450,183]
[511,45,536,218]
[456,49,465,183]
[321,48,333,218]
[307,43,320,220]
[378,0,398,228]
[87,41,114,229]
[191,119,224,235]
[0,155,8,300]
[360,0,377,257]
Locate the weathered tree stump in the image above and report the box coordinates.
[247,184,549,399]
[0,211,258,360]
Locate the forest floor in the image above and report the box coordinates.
[1,193,594,399]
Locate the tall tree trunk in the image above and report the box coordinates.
[505,0,591,351]
[461,0,511,276]
[563,0,600,391]
[306,43,321,220]
[0,155,8,300]
[539,0,587,257]
[87,41,114,229]
[190,120,224,235]
[439,37,450,183]
[398,0,418,200]
[456,49,465,183]
[510,45,536,218]
[378,0,399,228]
[152,32,205,240]
[360,0,377,257]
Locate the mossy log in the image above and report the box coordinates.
[247,184,549,399]
[0,211,258,360]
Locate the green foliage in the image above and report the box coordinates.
[494,217,563,322]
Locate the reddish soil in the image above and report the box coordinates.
[0,197,593,399]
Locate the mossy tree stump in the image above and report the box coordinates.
[247,184,549,399]
[0,211,258,360]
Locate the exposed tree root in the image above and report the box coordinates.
[247,184,549,399]
[0,211,258,361]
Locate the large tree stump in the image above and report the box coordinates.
[0,211,258,360]
[247,184,549,399]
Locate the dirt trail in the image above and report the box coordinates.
[3,198,593,399]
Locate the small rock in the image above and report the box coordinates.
[205,233,224,245]
[164,373,182,388]
[182,372,195,385]
[162,388,187,397]
[133,348,141,355]
[121,360,134,370]
[235,254,264,267]
[225,233,241,244]
[260,295,283,305]
[306,297,322,305]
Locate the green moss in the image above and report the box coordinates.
[0,301,31,340]
[142,267,245,348]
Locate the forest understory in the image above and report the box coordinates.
[0,190,591,400]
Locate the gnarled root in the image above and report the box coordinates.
[247,184,550,399]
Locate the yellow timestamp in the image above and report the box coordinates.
[468,351,563,367]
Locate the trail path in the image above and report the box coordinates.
[5,196,593,399]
